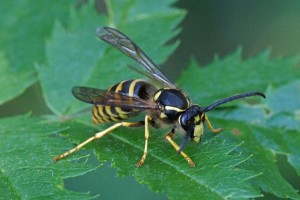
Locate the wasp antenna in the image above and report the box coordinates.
[203,92,265,112]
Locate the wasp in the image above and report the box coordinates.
[53,27,265,167]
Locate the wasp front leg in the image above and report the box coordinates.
[165,129,196,167]
[204,115,223,134]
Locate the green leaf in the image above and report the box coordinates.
[178,50,300,106]
[0,115,98,199]
[264,80,300,131]
[0,52,35,105]
[37,2,106,115]
[0,0,76,104]
[211,118,300,199]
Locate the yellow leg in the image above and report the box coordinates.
[53,121,144,162]
[165,130,196,167]
[136,115,151,167]
[204,115,223,134]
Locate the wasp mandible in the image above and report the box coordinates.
[53,27,265,167]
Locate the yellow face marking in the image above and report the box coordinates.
[194,115,200,124]
[193,122,204,143]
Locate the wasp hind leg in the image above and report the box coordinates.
[53,121,144,162]
[165,129,196,167]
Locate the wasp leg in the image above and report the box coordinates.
[167,128,175,139]
[204,115,223,134]
[53,121,144,162]
[165,129,196,167]
[136,115,151,167]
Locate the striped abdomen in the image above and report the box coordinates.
[92,79,156,124]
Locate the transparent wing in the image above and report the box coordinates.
[96,27,176,89]
[72,86,158,110]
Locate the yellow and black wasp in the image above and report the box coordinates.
[54,27,265,167]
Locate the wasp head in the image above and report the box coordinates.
[177,91,265,153]
[179,105,205,145]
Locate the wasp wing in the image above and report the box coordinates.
[72,86,158,110]
[96,27,176,89]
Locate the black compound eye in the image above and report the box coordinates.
[179,113,192,131]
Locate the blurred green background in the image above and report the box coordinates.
[1,1,299,199]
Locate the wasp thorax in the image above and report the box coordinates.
[153,88,190,122]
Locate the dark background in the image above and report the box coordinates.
[167,1,300,82]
